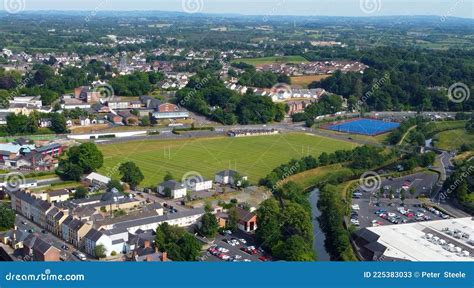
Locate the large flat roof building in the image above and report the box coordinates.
[354,217,474,262]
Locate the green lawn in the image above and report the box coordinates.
[434,129,474,151]
[232,55,308,66]
[98,133,358,187]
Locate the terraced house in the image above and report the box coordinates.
[61,216,92,248]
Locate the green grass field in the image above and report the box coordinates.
[434,129,474,151]
[232,55,308,66]
[98,133,358,187]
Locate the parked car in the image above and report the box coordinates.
[217,247,229,253]
[73,251,87,261]
[258,255,269,262]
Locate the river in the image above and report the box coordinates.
[309,188,331,261]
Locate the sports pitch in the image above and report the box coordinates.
[324,118,400,136]
[98,133,358,187]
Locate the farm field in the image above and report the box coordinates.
[232,55,308,66]
[434,129,474,151]
[98,133,358,187]
[290,74,332,87]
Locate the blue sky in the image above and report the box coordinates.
[2,0,473,18]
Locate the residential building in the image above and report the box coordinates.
[84,228,113,257]
[46,208,69,236]
[22,234,60,261]
[61,216,92,248]
[235,207,257,232]
[183,177,213,192]
[47,189,70,203]
[117,110,139,126]
[214,170,248,186]
[157,180,187,199]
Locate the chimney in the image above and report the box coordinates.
[161,251,167,262]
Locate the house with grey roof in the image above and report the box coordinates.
[22,233,60,261]
[61,216,92,248]
[214,170,248,186]
[84,228,113,258]
[157,180,186,199]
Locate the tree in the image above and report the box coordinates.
[0,204,15,230]
[67,143,104,174]
[50,112,68,134]
[6,113,38,135]
[107,179,124,193]
[0,89,10,108]
[275,235,315,261]
[94,244,107,259]
[226,207,238,232]
[74,186,88,199]
[200,212,219,238]
[163,187,172,198]
[56,161,83,181]
[389,189,395,200]
[119,162,144,189]
[400,189,406,203]
[163,171,174,181]
[155,223,202,261]
[140,116,150,126]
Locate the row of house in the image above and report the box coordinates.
[224,81,326,103]
[157,170,248,199]
[6,187,205,259]
[84,207,204,257]
[0,229,61,261]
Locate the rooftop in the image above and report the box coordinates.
[357,217,474,262]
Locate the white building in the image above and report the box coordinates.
[84,228,113,257]
[85,172,111,187]
[354,217,474,262]
[184,178,213,192]
[157,180,187,199]
[214,170,247,186]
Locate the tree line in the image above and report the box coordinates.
[176,72,285,125]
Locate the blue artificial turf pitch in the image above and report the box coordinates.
[326,118,400,136]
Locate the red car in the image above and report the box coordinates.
[240,247,258,255]
[258,256,268,262]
